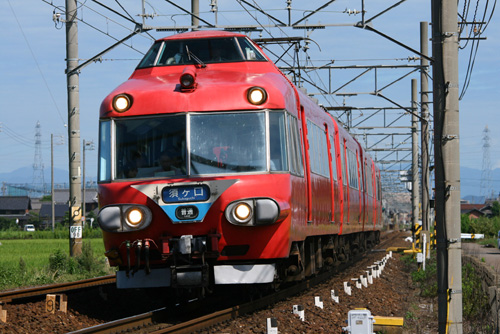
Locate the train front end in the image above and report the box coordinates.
[97,31,300,290]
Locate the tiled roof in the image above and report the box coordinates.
[0,196,32,210]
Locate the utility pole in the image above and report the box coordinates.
[420,22,430,234]
[66,0,83,257]
[51,134,55,232]
[191,0,199,30]
[432,0,462,332]
[411,79,419,233]
[82,140,94,225]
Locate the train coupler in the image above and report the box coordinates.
[171,264,209,288]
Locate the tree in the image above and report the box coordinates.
[491,201,500,217]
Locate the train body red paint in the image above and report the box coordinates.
[97,30,383,289]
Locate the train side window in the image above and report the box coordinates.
[269,112,288,171]
[347,149,359,189]
[329,135,337,180]
[293,118,304,176]
[306,120,316,174]
[340,141,347,185]
[306,121,329,178]
[287,114,304,176]
[320,129,329,177]
[137,41,163,68]
[98,120,112,182]
[377,174,382,200]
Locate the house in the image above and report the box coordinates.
[0,196,33,227]
[38,188,99,229]
[460,203,493,219]
[39,203,69,229]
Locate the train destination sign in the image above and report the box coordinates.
[162,185,210,203]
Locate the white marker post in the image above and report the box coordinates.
[266,318,278,334]
[344,281,352,296]
[315,296,324,309]
[331,289,339,303]
[293,305,305,321]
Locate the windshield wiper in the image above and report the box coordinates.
[186,46,206,68]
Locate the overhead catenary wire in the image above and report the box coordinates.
[7,0,67,128]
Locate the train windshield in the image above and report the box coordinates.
[99,111,289,181]
[137,37,266,68]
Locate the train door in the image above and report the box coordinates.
[342,141,350,230]
[325,124,336,225]
[300,106,313,225]
[327,129,341,226]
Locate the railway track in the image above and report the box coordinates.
[0,275,116,303]
[71,231,406,334]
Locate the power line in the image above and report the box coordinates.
[7,0,66,128]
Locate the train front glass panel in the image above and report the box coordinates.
[137,36,266,68]
[98,111,290,181]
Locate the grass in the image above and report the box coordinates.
[0,238,105,270]
[0,237,112,291]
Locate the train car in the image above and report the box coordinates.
[97,30,383,292]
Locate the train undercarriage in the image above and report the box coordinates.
[113,230,380,300]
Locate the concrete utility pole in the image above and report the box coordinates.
[51,134,55,232]
[191,0,199,30]
[432,0,462,332]
[420,22,430,233]
[411,79,419,231]
[66,0,83,257]
[82,140,94,225]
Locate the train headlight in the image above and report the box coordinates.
[98,205,152,232]
[225,198,281,226]
[234,203,252,222]
[112,94,133,113]
[126,207,144,227]
[247,87,267,105]
[180,73,195,88]
[180,67,197,90]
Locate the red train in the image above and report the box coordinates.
[97,30,383,291]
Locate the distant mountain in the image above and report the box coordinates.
[1,165,497,200]
[0,166,96,185]
[461,167,500,200]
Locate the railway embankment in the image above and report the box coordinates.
[462,242,500,331]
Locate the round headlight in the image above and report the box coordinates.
[180,73,195,89]
[112,94,132,112]
[234,202,252,222]
[126,208,143,227]
[247,87,267,105]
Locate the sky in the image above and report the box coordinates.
[0,0,499,193]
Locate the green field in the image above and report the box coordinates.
[0,238,106,270]
[0,237,110,290]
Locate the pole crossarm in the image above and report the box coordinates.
[374,92,426,123]
[90,0,138,25]
[67,29,146,75]
[292,0,338,26]
[238,0,287,26]
[362,0,407,25]
[359,25,433,63]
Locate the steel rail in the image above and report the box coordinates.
[0,275,116,303]
[73,232,403,334]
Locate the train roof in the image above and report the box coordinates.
[157,30,249,41]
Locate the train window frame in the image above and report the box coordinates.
[340,140,347,186]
